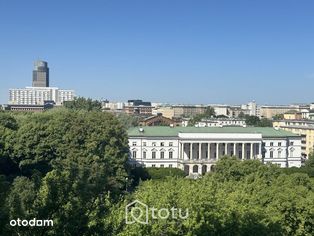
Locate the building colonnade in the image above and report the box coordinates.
[179,141,262,175]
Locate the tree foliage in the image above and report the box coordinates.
[1,110,314,235]
[245,115,272,127]
[116,113,140,129]
[107,158,314,236]
[0,110,130,235]
[273,114,284,120]
[189,106,216,126]
[63,97,102,111]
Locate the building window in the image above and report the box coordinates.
[290,142,294,146]
[152,164,156,167]
[161,142,164,146]
[169,142,173,146]
[143,142,146,146]
[278,150,281,158]
[278,142,281,146]
[160,151,164,159]
[132,151,137,159]
[143,151,146,159]
[152,142,156,146]
[270,151,273,158]
[169,151,173,159]
[290,150,294,157]
[270,142,273,146]
[169,164,173,168]
[160,164,164,168]
[152,151,156,159]
[132,142,137,146]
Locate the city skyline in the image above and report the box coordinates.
[1,0,314,105]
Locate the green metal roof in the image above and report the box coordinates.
[128,126,300,138]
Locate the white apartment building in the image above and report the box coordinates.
[128,126,302,176]
[195,118,246,127]
[209,105,229,117]
[241,101,259,116]
[9,87,75,106]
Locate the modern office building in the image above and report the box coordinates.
[8,60,75,108]
[128,126,302,176]
[32,61,49,87]
[124,100,153,116]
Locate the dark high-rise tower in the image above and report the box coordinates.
[32,60,49,87]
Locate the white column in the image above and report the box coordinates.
[208,143,211,159]
[259,143,262,159]
[216,143,219,160]
[242,143,245,160]
[250,143,253,159]
[199,143,201,160]
[233,143,236,157]
[181,143,183,159]
[190,143,193,160]
[225,143,228,156]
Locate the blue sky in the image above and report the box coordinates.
[0,0,313,105]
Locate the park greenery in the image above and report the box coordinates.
[0,107,314,235]
[63,97,102,111]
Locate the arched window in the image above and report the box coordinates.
[193,165,198,173]
[132,151,137,159]
[202,165,207,174]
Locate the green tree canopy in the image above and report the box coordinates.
[63,97,102,111]
[0,109,130,235]
[107,158,314,236]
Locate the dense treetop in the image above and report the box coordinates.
[0,109,313,235]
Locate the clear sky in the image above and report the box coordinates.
[0,0,313,105]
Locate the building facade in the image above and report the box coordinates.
[172,105,206,118]
[32,61,49,87]
[195,118,246,127]
[8,60,75,108]
[128,126,302,176]
[273,119,314,157]
[283,110,303,120]
[9,87,75,106]
[152,106,175,119]
[260,105,300,119]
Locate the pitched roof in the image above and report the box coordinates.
[128,126,299,138]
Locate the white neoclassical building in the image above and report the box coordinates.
[128,126,302,175]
